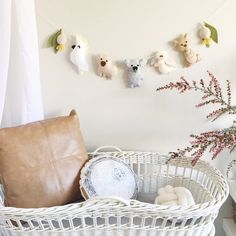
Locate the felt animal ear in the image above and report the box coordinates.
[149,57,156,66]
[74,34,89,49]
[124,59,130,67]
[173,40,179,47]
[184,33,188,39]
[139,58,146,66]
[97,54,102,62]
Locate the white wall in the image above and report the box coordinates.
[36,1,235,235]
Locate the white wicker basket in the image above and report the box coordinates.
[226,159,236,222]
[0,149,228,236]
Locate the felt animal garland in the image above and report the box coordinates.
[46,22,218,88]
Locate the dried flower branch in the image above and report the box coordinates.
[157,71,236,165]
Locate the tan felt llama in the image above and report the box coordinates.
[173,34,200,66]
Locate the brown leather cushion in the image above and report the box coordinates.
[0,110,88,208]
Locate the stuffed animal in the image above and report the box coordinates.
[97,54,116,79]
[70,35,89,74]
[199,24,212,47]
[173,34,200,66]
[47,29,67,53]
[124,59,146,88]
[56,30,67,51]
[149,51,176,74]
[198,22,218,47]
[155,185,195,206]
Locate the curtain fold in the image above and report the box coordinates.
[1,0,44,127]
[0,0,12,125]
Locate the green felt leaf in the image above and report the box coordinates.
[204,22,218,43]
[47,33,57,47]
[47,29,61,49]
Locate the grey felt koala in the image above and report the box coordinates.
[124,59,146,88]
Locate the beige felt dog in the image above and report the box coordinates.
[97,54,116,79]
[173,34,200,66]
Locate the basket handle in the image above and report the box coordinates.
[92,146,122,157]
[82,196,130,207]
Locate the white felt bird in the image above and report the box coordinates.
[150,51,176,74]
[155,185,195,206]
[70,35,89,75]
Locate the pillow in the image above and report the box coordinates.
[0,110,88,208]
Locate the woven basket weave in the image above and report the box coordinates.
[0,150,229,236]
[227,159,236,223]
[232,200,236,223]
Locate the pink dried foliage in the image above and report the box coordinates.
[157,71,236,165]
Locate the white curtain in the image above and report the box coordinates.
[0,0,44,127]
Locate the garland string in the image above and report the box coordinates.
[36,0,228,63]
